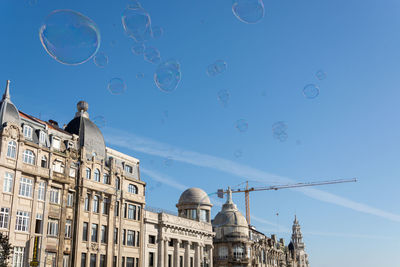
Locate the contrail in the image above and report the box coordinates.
[103,128,400,223]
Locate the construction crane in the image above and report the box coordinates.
[217,178,357,225]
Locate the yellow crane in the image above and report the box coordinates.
[217,178,357,225]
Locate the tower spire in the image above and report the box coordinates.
[3,80,10,100]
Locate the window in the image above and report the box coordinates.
[86,168,91,179]
[41,156,47,168]
[122,229,126,245]
[149,252,154,267]
[115,201,119,216]
[219,246,228,259]
[128,184,137,194]
[190,257,193,267]
[3,172,13,193]
[39,131,46,144]
[127,257,134,267]
[137,206,141,220]
[168,255,172,267]
[91,223,98,242]
[114,228,118,244]
[83,222,88,241]
[102,197,109,215]
[94,169,100,182]
[0,208,10,228]
[200,209,209,222]
[127,230,135,246]
[113,256,117,267]
[15,211,29,232]
[103,173,110,184]
[69,166,76,177]
[101,225,107,243]
[52,137,61,149]
[180,256,183,267]
[81,253,87,267]
[90,254,97,267]
[84,194,90,211]
[45,252,57,267]
[115,177,120,190]
[35,214,42,234]
[93,195,99,213]
[23,125,32,139]
[124,164,133,173]
[52,160,65,173]
[12,247,25,267]
[127,204,136,220]
[100,255,106,267]
[149,235,156,244]
[19,177,32,197]
[49,187,61,204]
[63,255,69,267]
[233,245,244,259]
[47,219,59,237]
[136,231,140,246]
[7,140,17,158]
[38,181,46,201]
[22,150,35,165]
[67,192,74,207]
[65,219,72,238]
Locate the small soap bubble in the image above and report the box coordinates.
[234,149,243,158]
[131,43,145,55]
[315,69,327,80]
[207,60,227,76]
[164,157,173,167]
[144,46,161,64]
[122,7,152,43]
[235,119,248,132]
[217,89,230,107]
[272,121,288,142]
[302,84,319,99]
[39,10,101,65]
[154,59,181,92]
[232,0,265,24]
[93,116,106,128]
[28,0,37,6]
[93,52,108,68]
[127,0,142,9]
[151,26,163,39]
[136,73,144,79]
[108,78,126,95]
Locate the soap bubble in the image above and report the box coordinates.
[131,43,145,55]
[232,0,265,24]
[144,46,161,64]
[93,52,108,68]
[39,10,100,65]
[154,59,181,92]
[235,119,248,132]
[93,116,106,128]
[272,121,288,142]
[136,73,144,79]
[122,7,152,43]
[234,149,243,158]
[127,0,142,9]
[207,60,227,76]
[217,89,230,107]
[28,0,37,6]
[315,69,327,80]
[302,84,319,99]
[151,26,163,39]
[164,157,173,167]
[108,78,126,95]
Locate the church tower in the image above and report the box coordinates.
[290,215,310,267]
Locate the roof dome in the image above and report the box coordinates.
[65,101,105,158]
[0,81,20,126]
[178,188,211,206]
[212,189,248,228]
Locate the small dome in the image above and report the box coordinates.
[178,188,211,206]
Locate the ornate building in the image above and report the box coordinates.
[143,188,215,267]
[287,216,309,267]
[0,80,145,267]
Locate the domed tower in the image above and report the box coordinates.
[65,101,106,159]
[176,187,213,223]
[291,215,310,267]
[0,80,20,127]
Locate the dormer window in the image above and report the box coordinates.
[23,125,32,139]
[52,137,61,150]
[39,131,46,144]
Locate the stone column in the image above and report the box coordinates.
[200,244,204,267]
[164,239,169,267]
[158,236,165,267]
[208,245,213,267]
[174,239,180,267]
[184,241,190,267]
[195,243,200,267]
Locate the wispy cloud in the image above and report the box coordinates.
[104,128,400,223]
[141,168,188,191]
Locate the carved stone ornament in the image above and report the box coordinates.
[90,243,99,251]
[9,125,19,139]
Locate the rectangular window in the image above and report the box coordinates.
[102,197,109,215]
[63,254,69,267]
[149,235,156,244]
[149,252,154,267]
[83,222,88,241]
[81,253,87,267]
[47,219,59,237]
[35,213,42,234]
[15,211,29,232]
[180,256,183,267]
[86,168,91,179]
[127,257,134,267]
[168,255,172,267]
[52,137,61,149]
[49,187,61,204]
[127,204,136,220]
[93,195,99,213]
[23,125,32,139]
[127,230,135,246]
[84,194,90,211]
[124,164,133,173]
[3,172,13,193]
[136,231,140,247]
[0,208,10,228]
[91,223,98,242]
[190,257,193,267]
[113,256,117,267]
[13,246,25,267]
[45,252,57,267]
[65,219,72,238]
[103,173,110,184]
[69,167,76,178]
[115,201,119,217]
[122,229,126,245]
[39,131,46,144]
[38,181,46,201]
[67,192,74,207]
[137,206,141,220]
[18,177,33,198]
[114,228,118,244]
[122,257,125,267]
[100,255,106,267]
[101,225,107,243]
[90,254,97,267]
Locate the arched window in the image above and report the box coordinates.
[94,169,100,182]
[41,156,47,168]
[22,150,35,165]
[128,184,138,194]
[103,173,109,184]
[6,140,17,158]
[85,168,91,179]
[115,177,120,190]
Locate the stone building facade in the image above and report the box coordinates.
[0,80,145,267]
[143,188,214,267]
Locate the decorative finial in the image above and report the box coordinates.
[226,187,233,204]
[75,100,89,118]
[3,80,10,100]
[294,214,298,224]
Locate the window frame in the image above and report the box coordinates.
[23,125,33,139]
[19,177,33,198]
[47,218,59,237]
[6,140,17,159]
[0,207,10,229]
[15,210,30,232]
[22,149,35,165]
[3,172,13,193]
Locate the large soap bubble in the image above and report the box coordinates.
[232,0,265,24]
[154,60,181,93]
[39,10,100,65]
[122,7,152,43]
[302,84,319,99]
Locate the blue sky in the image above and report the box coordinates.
[2,0,400,266]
